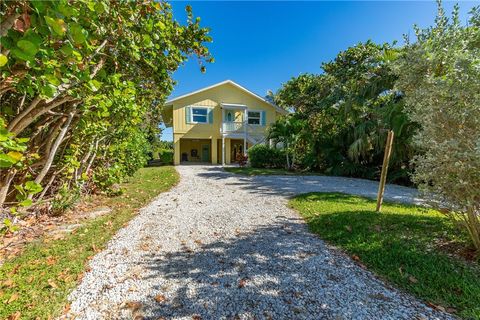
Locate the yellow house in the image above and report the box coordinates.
[162,80,287,165]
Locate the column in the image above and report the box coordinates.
[222,136,225,166]
[225,138,231,164]
[243,109,247,155]
[211,137,217,164]
[173,134,181,165]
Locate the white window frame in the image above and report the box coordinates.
[190,106,210,124]
[247,110,262,126]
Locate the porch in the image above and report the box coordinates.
[178,137,251,165]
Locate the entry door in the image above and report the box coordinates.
[201,144,210,162]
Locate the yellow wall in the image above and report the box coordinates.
[170,82,285,164]
[172,82,282,137]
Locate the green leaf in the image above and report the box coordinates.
[25,181,43,194]
[58,3,76,17]
[0,54,8,67]
[11,48,34,62]
[19,198,33,207]
[0,153,17,168]
[17,40,39,57]
[45,16,67,36]
[3,218,12,227]
[45,74,61,86]
[94,2,108,14]
[31,0,46,13]
[70,23,87,44]
[87,79,102,92]
[142,34,152,47]
[40,84,57,98]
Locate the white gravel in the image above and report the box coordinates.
[66,165,451,320]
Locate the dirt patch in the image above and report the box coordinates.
[1,197,112,263]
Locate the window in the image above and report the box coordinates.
[248,111,261,125]
[192,107,208,123]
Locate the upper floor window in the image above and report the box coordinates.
[247,111,261,125]
[192,107,208,123]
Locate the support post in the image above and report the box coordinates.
[376,130,395,212]
[244,108,247,155]
[225,138,231,164]
[173,134,181,165]
[211,137,217,164]
[222,136,225,166]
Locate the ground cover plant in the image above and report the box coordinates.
[0,166,178,319]
[290,192,480,319]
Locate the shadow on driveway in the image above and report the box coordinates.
[196,166,423,205]
[137,215,444,319]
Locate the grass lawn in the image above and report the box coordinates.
[290,193,480,319]
[0,166,178,320]
[225,167,321,176]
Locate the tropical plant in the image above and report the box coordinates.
[0,1,211,230]
[395,4,480,250]
[267,115,306,170]
[271,42,416,182]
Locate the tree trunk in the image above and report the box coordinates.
[9,96,74,135]
[285,142,290,169]
[34,110,76,185]
[7,96,42,132]
[0,169,17,208]
[36,172,58,203]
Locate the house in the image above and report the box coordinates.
[162,80,287,165]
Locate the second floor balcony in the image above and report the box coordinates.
[222,121,245,133]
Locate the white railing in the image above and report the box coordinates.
[222,121,244,132]
[222,122,268,147]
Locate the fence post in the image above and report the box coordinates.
[376,130,394,212]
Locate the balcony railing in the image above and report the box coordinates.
[222,121,244,133]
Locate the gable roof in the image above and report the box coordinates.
[164,80,288,114]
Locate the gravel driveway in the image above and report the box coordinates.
[67,165,450,320]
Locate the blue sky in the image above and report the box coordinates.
[161,1,478,141]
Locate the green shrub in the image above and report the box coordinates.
[158,149,174,164]
[248,145,286,168]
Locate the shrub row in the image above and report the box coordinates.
[248,144,286,168]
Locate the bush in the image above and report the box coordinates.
[395,5,480,250]
[248,145,286,168]
[158,149,174,164]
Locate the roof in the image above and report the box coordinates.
[164,80,288,114]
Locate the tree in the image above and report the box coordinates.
[268,115,306,170]
[395,4,480,250]
[0,1,211,231]
[271,42,416,182]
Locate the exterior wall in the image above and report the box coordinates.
[170,82,284,165]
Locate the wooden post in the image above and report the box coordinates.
[376,130,394,212]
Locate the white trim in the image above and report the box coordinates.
[221,102,247,109]
[189,105,212,124]
[166,80,288,114]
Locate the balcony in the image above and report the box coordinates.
[222,121,245,133]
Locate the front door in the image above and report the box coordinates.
[201,144,210,162]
